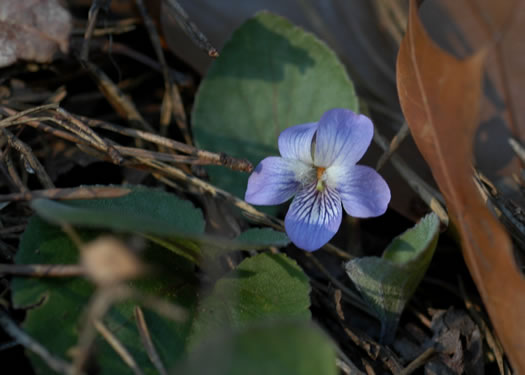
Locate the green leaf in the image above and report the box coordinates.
[30,186,204,237]
[30,187,289,264]
[234,228,289,247]
[192,11,358,211]
[175,320,337,375]
[190,252,311,346]
[146,227,290,264]
[345,213,440,344]
[11,217,198,375]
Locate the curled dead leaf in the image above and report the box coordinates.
[0,0,72,67]
[397,0,525,372]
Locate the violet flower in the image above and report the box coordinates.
[245,108,390,251]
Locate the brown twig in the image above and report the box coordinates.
[376,122,410,170]
[509,137,525,164]
[333,290,403,374]
[1,128,54,188]
[73,284,186,375]
[55,107,123,164]
[371,0,404,45]
[0,264,86,277]
[373,128,449,225]
[85,116,252,171]
[0,186,131,202]
[397,346,436,375]
[134,306,168,375]
[458,277,509,375]
[81,60,156,133]
[143,159,352,259]
[94,320,145,375]
[305,254,374,316]
[335,1,396,85]
[74,18,138,37]
[162,0,219,57]
[92,39,189,85]
[474,169,525,251]
[0,108,253,172]
[134,0,191,143]
[0,308,73,375]
[80,0,111,60]
[2,148,27,192]
[0,104,58,127]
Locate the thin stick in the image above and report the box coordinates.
[0,308,73,375]
[85,117,252,171]
[0,104,58,128]
[305,253,372,315]
[94,40,189,84]
[80,0,105,60]
[397,346,436,375]
[371,0,404,45]
[0,186,130,202]
[134,306,168,375]
[81,60,156,133]
[115,145,249,167]
[94,320,145,375]
[55,108,123,164]
[0,264,86,277]
[509,137,525,164]
[1,128,54,188]
[335,1,396,84]
[135,0,191,142]
[373,129,449,225]
[376,122,410,170]
[73,284,187,374]
[333,290,403,373]
[458,277,508,375]
[0,110,252,172]
[144,159,351,259]
[162,0,219,57]
[0,113,85,146]
[73,18,137,37]
[3,149,27,192]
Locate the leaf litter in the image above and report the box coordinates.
[0,0,523,374]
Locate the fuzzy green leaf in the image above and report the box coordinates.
[345,213,440,343]
[190,252,311,346]
[192,11,358,212]
[176,320,337,375]
[30,186,204,237]
[11,217,197,375]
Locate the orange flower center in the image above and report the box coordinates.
[315,167,326,191]
[316,167,326,180]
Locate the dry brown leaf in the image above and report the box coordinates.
[397,0,525,372]
[0,0,72,67]
[420,0,525,195]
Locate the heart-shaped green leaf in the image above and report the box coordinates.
[190,252,311,346]
[11,217,197,375]
[192,11,358,212]
[31,187,290,264]
[176,320,337,375]
[30,186,204,237]
[345,213,440,343]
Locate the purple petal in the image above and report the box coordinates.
[314,109,374,167]
[278,122,318,164]
[284,183,342,251]
[326,165,390,218]
[245,157,304,205]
